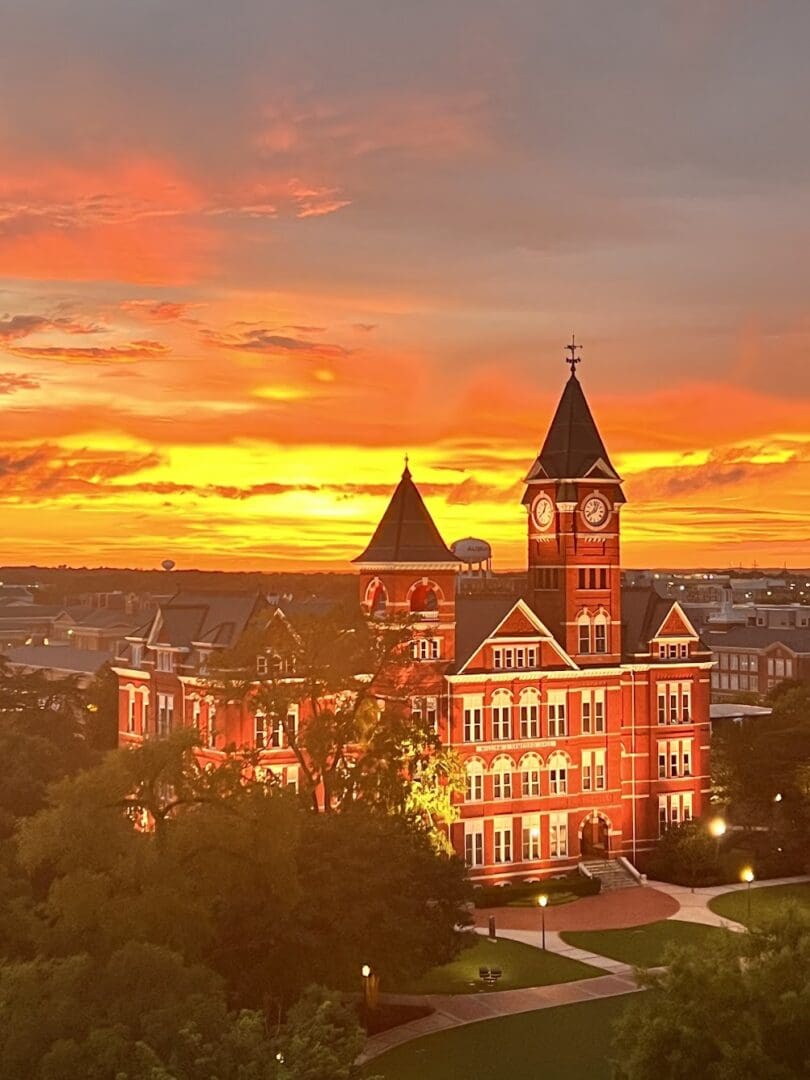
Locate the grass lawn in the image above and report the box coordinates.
[365,994,633,1079]
[392,934,600,995]
[708,882,810,928]
[560,920,726,968]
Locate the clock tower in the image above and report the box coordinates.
[523,341,625,666]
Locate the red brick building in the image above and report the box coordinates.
[355,363,713,880]
[115,361,712,881]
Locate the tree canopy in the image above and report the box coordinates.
[613,907,810,1079]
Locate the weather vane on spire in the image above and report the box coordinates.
[565,334,582,375]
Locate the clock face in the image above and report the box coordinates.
[532,494,554,530]
[582,495,609,528]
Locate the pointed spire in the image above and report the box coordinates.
[525,351,622,485]
[353,464,459,565]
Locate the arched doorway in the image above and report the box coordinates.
[580,813,610,858]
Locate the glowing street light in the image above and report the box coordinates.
[538,894,548,951]
[741,867,755,923]
[709,818,727,839]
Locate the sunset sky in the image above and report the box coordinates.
[2,2,809,572]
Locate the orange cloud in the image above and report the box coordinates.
[8,340,169,364]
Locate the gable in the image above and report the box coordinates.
[653,602,699,641]
[457,599,578,675]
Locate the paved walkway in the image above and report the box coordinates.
[651,873,810,930]
[474,884,678,932]
[359,967,640,1063]
[360,875,810,1065]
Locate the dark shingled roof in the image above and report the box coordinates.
[451,594,525,672]
[525,373,621,484]
[621,586,675,655]
[150,591,266,650]
[703,625,810,653]
[353,465,459,565]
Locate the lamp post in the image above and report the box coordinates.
[709,817,727,868]
[741,867,755,923]
[538,894,548,951]
[361,964,371,1025]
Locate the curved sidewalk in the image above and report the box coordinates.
[652,873,810,931]
[360,874,810,1065]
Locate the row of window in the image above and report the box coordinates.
[492,645,538,671]
[659,792,693,835]
[712,672,758,692]
[576,612,609,654]
[410,638,442,661]
[464,813,570,866]
[656,683,693,725]
[657,642,691,660]
[462,689,606,743]
[578,567,609,591]
[254,707,300,749]
[657,738,693,779]
[465,749,607,801]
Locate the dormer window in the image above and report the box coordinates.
[131,644,143,668]
[257,655,268,675]
[156,650,174,673]
[492,646,538,670]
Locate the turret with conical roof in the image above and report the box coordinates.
[524,345,624,663]
[354,463,459,657]
[353,463,460,567]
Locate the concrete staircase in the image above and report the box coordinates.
[580,857,640,892]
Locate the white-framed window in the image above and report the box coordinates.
[548,751,568,795]
[256,655,268,675]
[658,792,693,835]
[593,612,608,654]
[657,681,692,725]
[577,613,591,654]
[493,645,538,670]
[463,697,483,743]
[412,696,439,732]
[465,821,485,867]
[191,697,201,730]
[410,638,441,661]
[519,688,540,739]
[255,711,267,749]
[465,759,485,802]
[140,693,149,735]
[520,753,542,797]
[657,738,693,778]
[582,749,606,792]
[284,765,299,792]
[492,757,513,800]
[493,818,512,864]
[131,644,143,668]
[549,812,568,857]
[157,693,174,737]
[206,700,217,747]
[156,650,174,673]
[522,814,541,860]
[580,689,605,733]
[547,691,567,737]
[491,690,512,740]
[127,691,136,734]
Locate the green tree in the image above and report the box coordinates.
[207,607,463,834]
[0,657,98,832]
[613,907,810,1079]
[646,820,719,888]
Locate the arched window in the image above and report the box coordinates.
[491,755,515,800]
[491,689,512,740]
[465,757,485,802]
[548,751,570,795]
[409,580,440,614]
[519,687,540,739]
[365,578,388,617]
[519,752,542,797]
[577,610,591,654]
[593,610,609,654]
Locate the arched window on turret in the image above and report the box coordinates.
[593,610,609,654]
[409,580,440,615]
[365,578,388,618]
